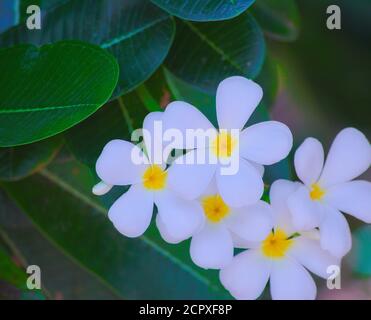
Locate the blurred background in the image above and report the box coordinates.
[0,0,370,299]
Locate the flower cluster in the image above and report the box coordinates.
[93,76,371,300]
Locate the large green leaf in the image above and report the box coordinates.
[0,137,62,181]
[1,0,175,97]
[0,248,28,289]
[151,0,255,22]
[0,191,119,299]
[165,12,265,92]
[251,0,300,42]
[0,41,119,147]
[0,160,229,299]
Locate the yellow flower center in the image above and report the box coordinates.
[261,229,293,259]
[211,131,237,158]
[202,194,230,223]
[310,183,325,201]
[142,165,167,191]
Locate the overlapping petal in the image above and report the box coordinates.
[269,179,300,233]
[270,257,316,300]
[289,236,340,279]
[190,224,233,269]
[167,149,217,200]
[108,184,154,237]
[216,76,263,130]
[216,158,264,207]
[163,101,216,149]
[142,111,168,166]
[294,137,324,186]
[155,189,204,242]
[287,185,322,230]
[326,180,371,223]
[226,201,273,242]
[319,206,352,258]
[319,128,370,187]
[96,139,148,185]
[239,121,293,165]
[220,250,271,300]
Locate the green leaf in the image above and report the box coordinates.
[0,41,119,147]
[165,12,265,92]
[0,137,63,181]
[0,160,230,299]
[0,191,119,299]
[151,0,255,22]
[251,0,300,42]
[0,248,28,289]
[1,0,175,97]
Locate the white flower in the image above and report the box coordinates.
[157,177,273,269]
[288,128,371,258]
[220,180,339,300]
[163,76,293,207]
[94,112,204,241]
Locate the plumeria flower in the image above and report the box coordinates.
[157,177,273,269]
[287,128,371,258]
[163,76,293,207]
[93,112,204,241]
[220,180,340,300]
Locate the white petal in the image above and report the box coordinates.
[142,111,168,166]
[92,181,113,196]
[251,162,265,177]
[231,233,260,249]
[216,76,263,130]
[294,137,324,186]
[287,186,322,231]
[226,201,273,242]
[155,189,204,242]
[190,224,233,269]
[156,214,182,244]
[199,176,219,196]
[216,159,264,207]
[108,184,153,237]
[326,181,371,223]
[289,236,340,279]
[269,179,300,233]
[270,257,317,300]
[319,206,352,258]
[96,139,147,185]
[163,101,216,149]
[167,149,217,200]
[220,250,271,300]
[319,128,371,187]
[240,121,293,165]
